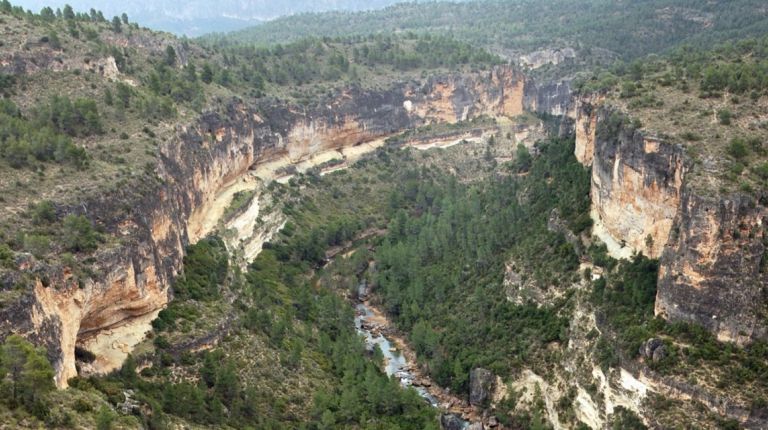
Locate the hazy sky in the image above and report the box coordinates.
[9,0,419,35]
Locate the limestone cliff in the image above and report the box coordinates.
[523,78,575,118]
[0,65,530,387]
[575,104,684,259]
[573,96,768,344]
[657,192,768,344]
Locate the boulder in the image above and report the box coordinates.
[440,413,466,430]
[652,344,668,362]
[469,368,495,407]
[467,423,485,430]
[487,415,499,428]
[639,338,664,359]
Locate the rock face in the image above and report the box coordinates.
[573,95,602,165]
[469,368,495,407]
[575,96,768,343]
[656,192,768,344]
[576,105,685,259]
[519,48,577,70]
[523,78,574,118]
[0,65,532,388]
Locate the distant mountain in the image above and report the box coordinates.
[220,0,768,61]
[7,0,421,35]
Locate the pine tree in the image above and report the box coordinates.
[62,4,74,20]
[111,16,122,33]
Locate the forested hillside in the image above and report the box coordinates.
[0,1,500,270]
[217,0,768,63]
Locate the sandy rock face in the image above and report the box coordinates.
[573,96,602,165]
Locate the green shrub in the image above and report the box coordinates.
[753,162,768,180]
[680,131,702,141]
[31,200,56,225]
[23,233,50,258]
[0,335,55,411]
[173,237,228,300]
[62,214,99,253]
[0,243,13,267]
[727,138,749,159]
[96,405,116,430]
[610,406,647,430]
[717,109,733,125]
[73,399,92,413]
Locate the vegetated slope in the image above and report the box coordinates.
[0,0,500,283]
[0,114,525,427]
[576,35,768,195]
[216,0,768,63]
[0,1,513,427]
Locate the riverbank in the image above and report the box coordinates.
[357,297,486,426]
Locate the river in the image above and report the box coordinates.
[354,301,441,407]
[353,282,476,428]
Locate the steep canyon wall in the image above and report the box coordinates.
[573,98,768,344]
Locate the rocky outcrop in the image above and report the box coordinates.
[519,48,577,70]
[656,192,768,344]
[0,65,531,388]
[548,208,583,256]
[469,368,495,407]
[639,338,667,363]
[576,105,684,259]
[575,95,768,343]
[573,95,602,165]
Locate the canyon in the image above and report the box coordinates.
[1,48,765,429]
[0,65,537,388]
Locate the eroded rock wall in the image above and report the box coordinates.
[575,97,768,344]
[523,78,574,118]
[657,193,768,344]
[573,96,601,165]
[0,65,529,387]
[578,106,684,259]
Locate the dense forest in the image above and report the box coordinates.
[0,232,437,428]
[201,33,502,99]
[372,138,589,424]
